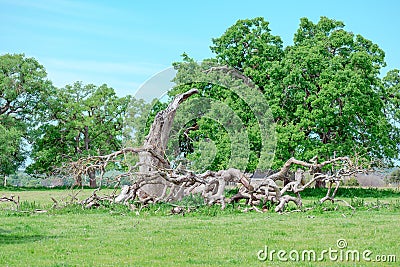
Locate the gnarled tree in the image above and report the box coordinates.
[66,88,363,213]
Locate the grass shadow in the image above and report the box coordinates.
[0,228,54,245]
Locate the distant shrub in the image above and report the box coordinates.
[344,177,360,187]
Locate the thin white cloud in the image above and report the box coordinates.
[1,0,203,47]
[0,0,132,43]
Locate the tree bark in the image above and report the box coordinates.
[315,179,326,188]
[84,125,90,151]
[88,169,97,188]
[74,174,83,187]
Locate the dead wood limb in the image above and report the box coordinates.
[266,156,352,181]
[66,146,362,213]
[0,195,20,208]
[203,65,255,88]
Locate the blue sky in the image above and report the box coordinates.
[1,0,399,97]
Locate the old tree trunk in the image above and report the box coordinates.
[138,88,199,197]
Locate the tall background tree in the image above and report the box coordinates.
[266,17,397,166]
[28,82,130,187]
[0,53,52,183]
[160,16,400,173]
[382,69,400,156]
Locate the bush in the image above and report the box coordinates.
[344,177,360,187]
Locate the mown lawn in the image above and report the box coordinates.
[0,188,399,266]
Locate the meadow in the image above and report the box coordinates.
[0,187,399,266]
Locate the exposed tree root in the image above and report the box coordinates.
[71,152,362,213]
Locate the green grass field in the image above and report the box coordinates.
[0,187,399,266]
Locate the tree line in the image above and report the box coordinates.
[1,16,399,187]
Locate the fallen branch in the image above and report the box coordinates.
[62,88,366,213]
[0,195,20,209]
